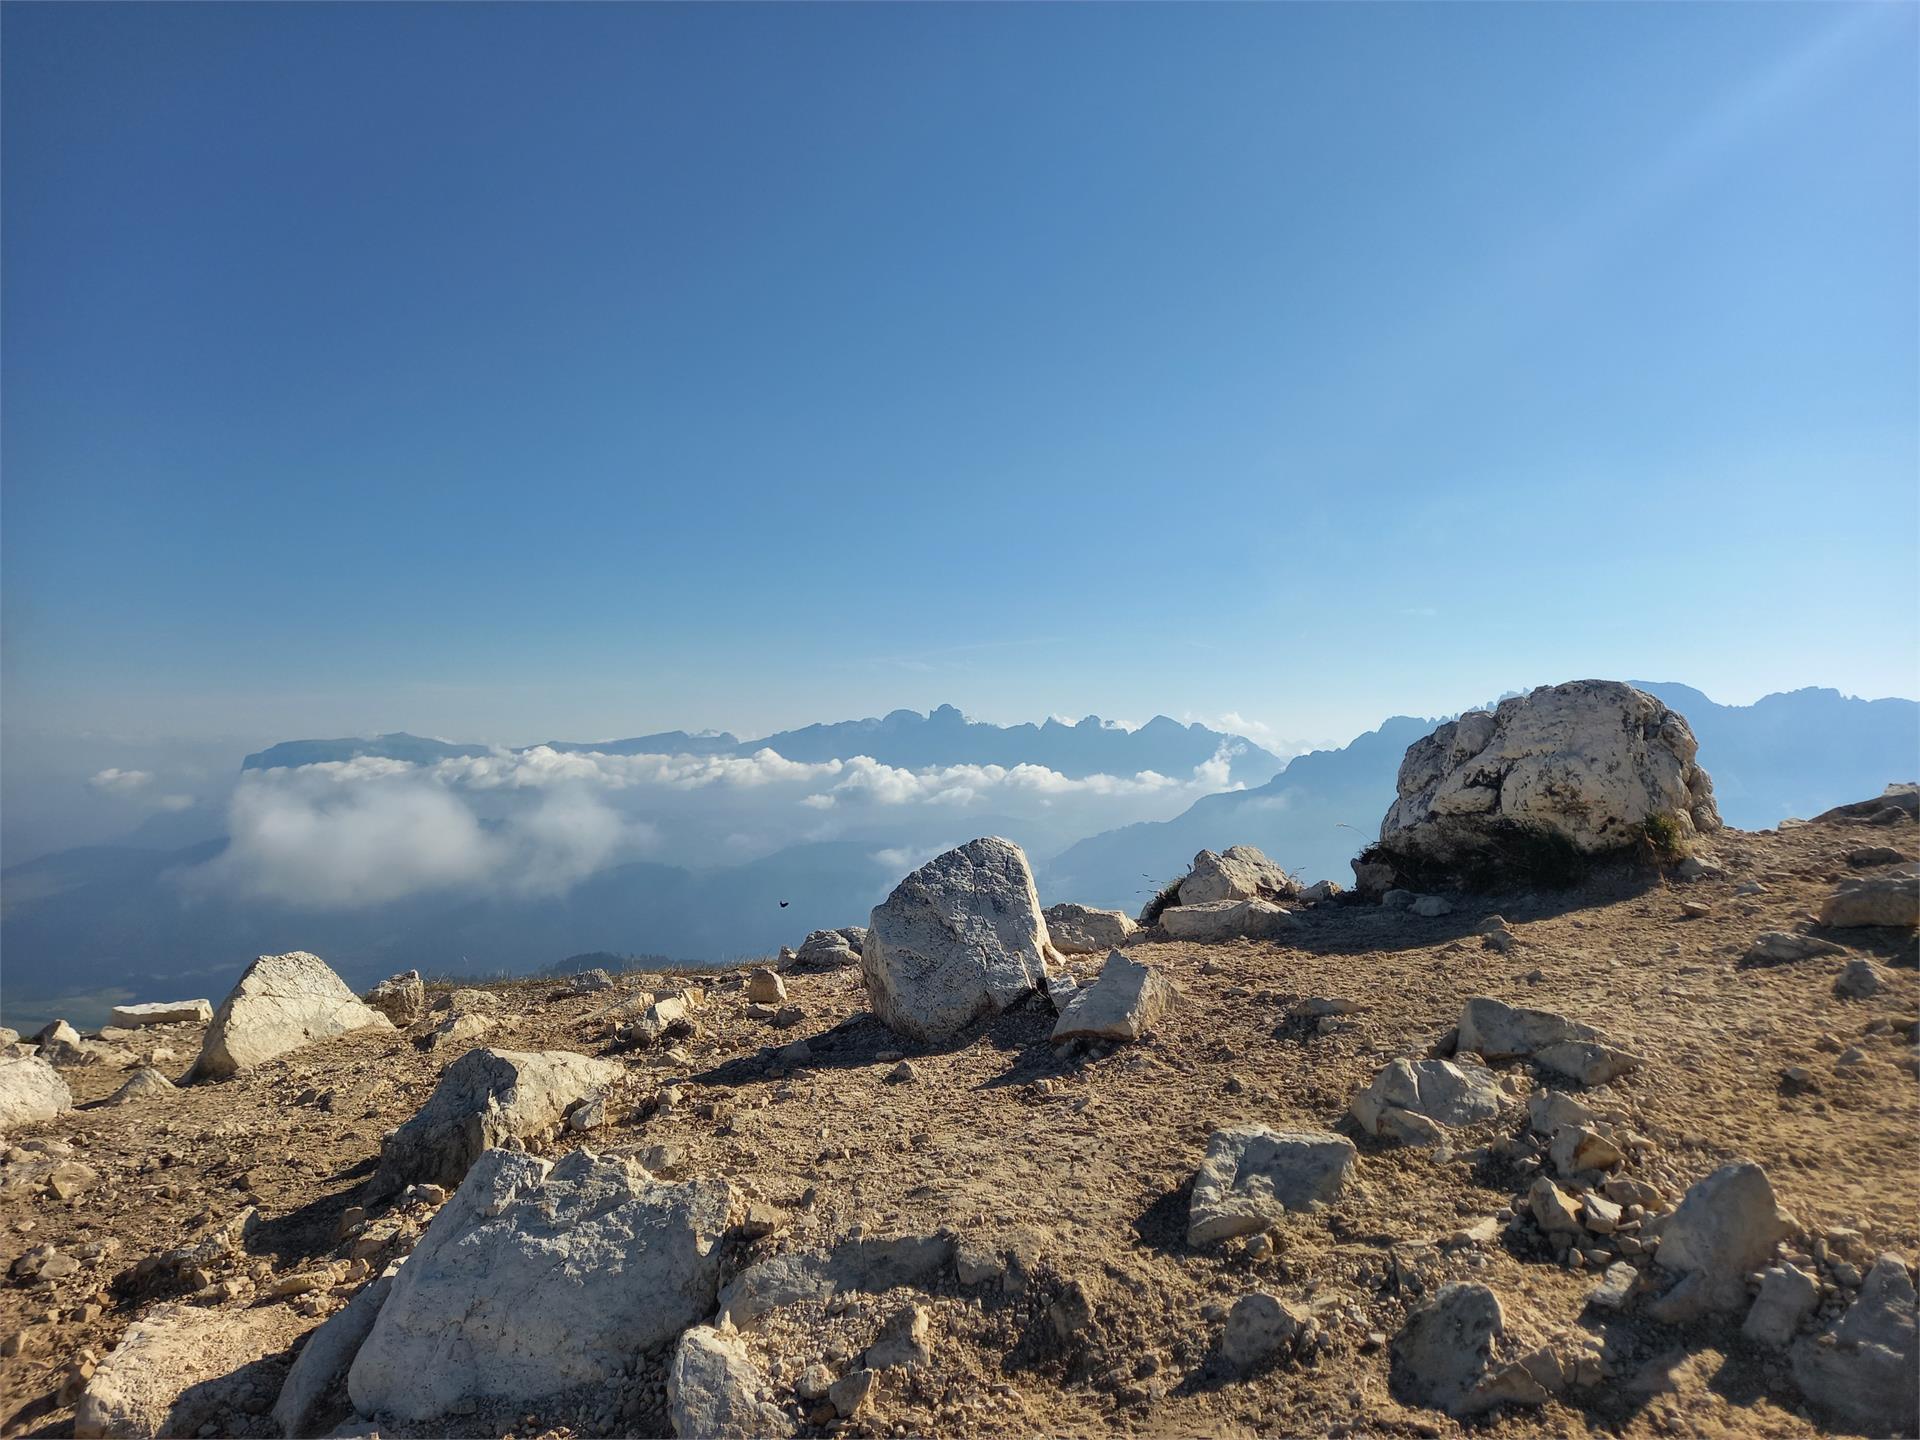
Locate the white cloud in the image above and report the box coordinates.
[88,768,152,794]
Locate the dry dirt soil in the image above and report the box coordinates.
[2,813,1915,1440]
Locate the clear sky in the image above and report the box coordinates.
[4,1,1915,752]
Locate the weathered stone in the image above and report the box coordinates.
[1188,1127,1355,1246]
[1042,903,1138,954]
[1743,1263,1818,1347]
[0,1056,73,1133]
[367,1047,622,1201]
[667,1326,794,1439]
[861,837,1057,1042]
[417,1010,494,1054]
[1050,953,1175,1044]
[1550,1125,1625,1178]
[348,1149,735,1423]
[1159,899,1299,942]
[1411,895,1454,918]
[1535,1040,1643,1086]
[1390,1283,1549,1417]
[864,1304,932,1369]
[192,952,391,1080]
[1834,958,1883,1000]
[717,1233,955,1326]
[104,1068,177,1107]
[1820,870,1919,929]
[1178,846,1300,907]
[1221,1292,1304,1372]
[794,931,861,968]
[1351,1058,1503,1144]
[1645,1163,1790,1322]
[1457,997,1596,1059]
[273,1270,393,1438]
[74,1302,305,1439]
[746,968,787,1004]
[363,972,426,1026]
[1790,1254,1919,1436]
[1367,681,1720,887]
[1745,931,1846,964]
[1526,1091,1596,1136]
[1528,1178,1584,1234]
[36,1020,80,1049]
[108,1001,211,1029]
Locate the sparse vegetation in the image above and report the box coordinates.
[1138,875,1186,926]
[1633,811,1691,863]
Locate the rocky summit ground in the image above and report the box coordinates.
[2,812,1915,1440]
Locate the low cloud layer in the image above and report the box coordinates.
[188,743,1244,910]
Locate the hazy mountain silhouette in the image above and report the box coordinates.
[241,705,1284,787]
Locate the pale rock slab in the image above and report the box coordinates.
[192,952,391,1080]
[1177,846,1300,906]
[348,1149,735,1423]
[1743,1264,1819,1348]
[1042,903,1138,954]
[861,837,1057,1042]
[1351,1058,1504,1144]
[1159,899,1299,943]
[108,1001,211,1028]
[363,972,426,1026]
[1188,1127,1355,1246]
[667,1326,794,1439]
[0,1056,72,1133]
[1820,870,1919,928]
[1790,1254,1919,1436]
[104,1068,177,1107]
[1051,952,1175,1044]
[367,1047,622,1201]
[1644,1163,1790,1322]
[75,1302,306,1439]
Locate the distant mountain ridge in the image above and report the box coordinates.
[243,704,1285,786]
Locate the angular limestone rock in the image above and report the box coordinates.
[1042,903,1138,955]
[108,1001,212,1028]
[1644,1163,1790,1322]
[363,971,426,1026]
[367,1047,622,1201]
[1178,846,1300,907]
[1390,1283,1550,1417]
[1790,1255,1919,1436]
[1820,870,1919,929]
[667,1326,794,1439]
[1158,899,1299,942]
[74,1302,306,1439]
[348,1149,735,1423]
[0,1055,73,1133]
[105,1068,177,1107]
[1351,1058,1504,1145]
[1366,681,1720,887]
[1188,1127,1355,1246]
[861,837,1056,1042]
[1050,952,1175,1044]
[192,952,391,1080]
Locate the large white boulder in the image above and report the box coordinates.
[1791,1254,1919,1436]
[1364,681,1720,887]
[109,1000,212,1028]
[667,1326,794,1438]
[1159,899,1299,943]
[1351,1058,1504,1145]
[0,1055,72,1133]
[1644,1163,1790,1322]
[1187,1127,1355,1246]
[861,837,1057,1042]
[1178,846,1300,906]
[1051,952,1175,1044]
[191,951,391,1080]
[367,1047,622,1201]
[74,1302,307,1439]
[348,1148,736,1423]
[1042,903,1137,954]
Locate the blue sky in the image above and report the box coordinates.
[4,1,1915,752]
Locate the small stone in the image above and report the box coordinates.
[1222,1292,1304,1372]
[884,1061,916,1084]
